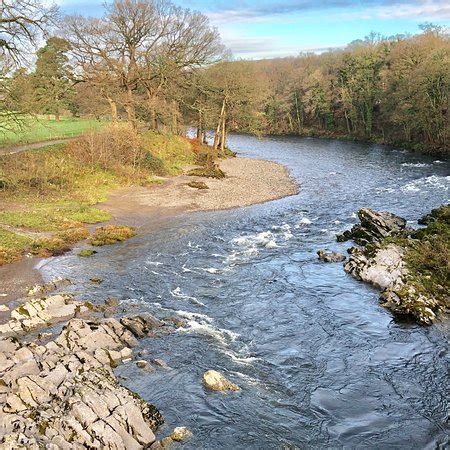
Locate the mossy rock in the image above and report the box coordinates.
[90,225,136,246]
[78,249,97,257]
[187,164,225,179]
[90,277,103,284]
[187,181,209,190]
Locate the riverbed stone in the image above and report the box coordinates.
[0,317,163,447]
[203,370,240,392]
[344,244,406,290]
[121,313,163,337]
[170,426,192,442]
[317,250,346,263]
[27,277,71,297]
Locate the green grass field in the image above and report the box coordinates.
[0,116,105,147]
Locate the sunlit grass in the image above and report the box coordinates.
[0,116,106,147]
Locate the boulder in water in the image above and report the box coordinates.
[171,426,192,442]
[203,370,240,392]
[120,313,163,338]
[317,250,346,263]
[337,208,408,245]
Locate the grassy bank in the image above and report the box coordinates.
[0,124,209,265]
[380,205,449,321]
[0,116,105,147]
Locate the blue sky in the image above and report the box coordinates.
[56,0,450,59]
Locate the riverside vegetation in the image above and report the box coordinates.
[0,124,215,266]
[339,205,449,325]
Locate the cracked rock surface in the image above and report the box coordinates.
[0,295,88,337]
[0,317,163,448]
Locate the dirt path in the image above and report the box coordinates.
[0,138,74,156]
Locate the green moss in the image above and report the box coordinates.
[78,249,97,257]
[187,164,225,179]
[187,181,209,189]
[385,205,449,316]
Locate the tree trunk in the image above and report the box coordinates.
[197,110,202,140]
[107,98,118,122]
[214,98,226,151]
[294,91,302,134]
[220,108,226,155]
[344,110,351,135]
[172,100,178,134]
[125,87,135,125]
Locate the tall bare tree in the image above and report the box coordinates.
[63,0,223,126]
[0,0,58,63]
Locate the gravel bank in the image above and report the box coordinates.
[101,157,299,223]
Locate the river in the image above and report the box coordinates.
[40,135,449,448]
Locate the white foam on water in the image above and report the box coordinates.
[181,264,193,273]
[203,267,221,274]
[180,317,240,346]
[401,162,430,168]
[402,175,450,193]
[375,187,395,193]
[231,370,264,387]
[149,270,162,276]
[170,287,205,307]
[175,309,213,323]
[221,349,261,365]
[298,217,312,225]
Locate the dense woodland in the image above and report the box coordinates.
[211,27,449,154]
[1,1,449,154]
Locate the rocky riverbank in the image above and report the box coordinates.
[338,206,449,325]
[0,280,195,448]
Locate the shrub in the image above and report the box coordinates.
[56,227,90,244]
[90,225,136,246]
[0,246,22,265]
[67,123,147,177]
[30,237,72,257]
[142,153,166,175]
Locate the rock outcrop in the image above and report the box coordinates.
[341,208,446,325]
[203,370,240,392]
[337,208,408,245]
[27,277,71,297]
[0,317,163,448]
[0,295,89,336]
[317,250,346,263]
[121,313,163,338]
[344,244,406,290]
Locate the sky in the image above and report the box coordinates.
[56,0,450,59]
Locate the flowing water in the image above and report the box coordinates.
[41,136,449,448]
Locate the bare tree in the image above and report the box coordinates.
[0,0,58,63]
[63,0,224,126]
